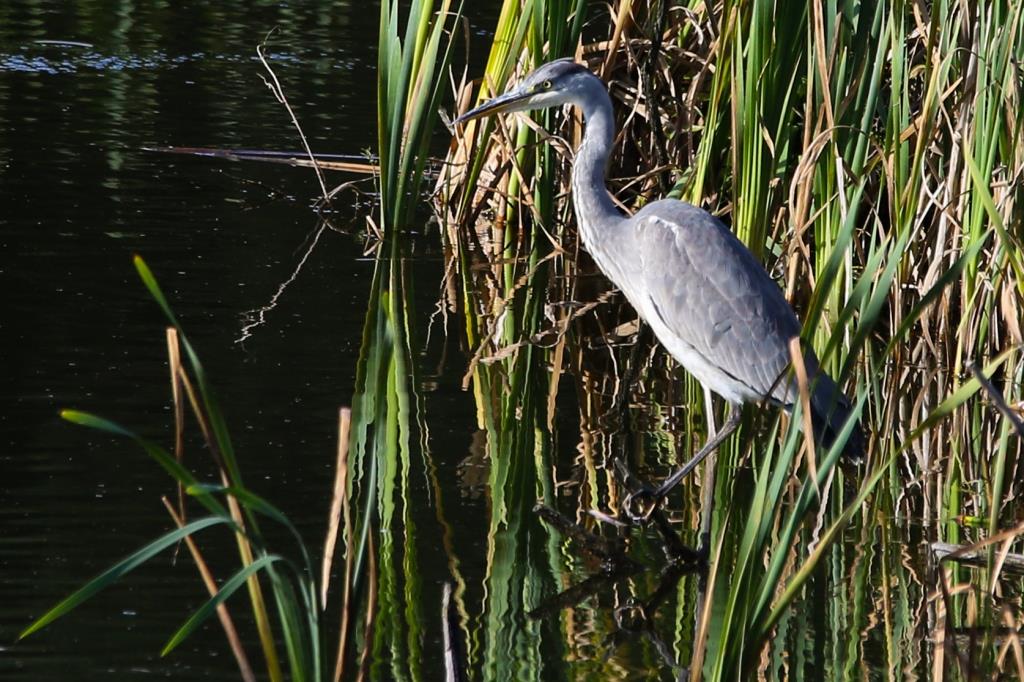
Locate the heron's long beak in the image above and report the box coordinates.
[453,88,533,125]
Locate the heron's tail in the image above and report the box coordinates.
[808,374,865,463]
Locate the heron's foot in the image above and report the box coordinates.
[622,487,660,523]
[614,600,648,631]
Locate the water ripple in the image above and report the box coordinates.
[0,49,319,75]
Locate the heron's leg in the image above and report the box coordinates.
[622,403,741,522]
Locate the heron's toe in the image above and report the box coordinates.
[622,488,659,523]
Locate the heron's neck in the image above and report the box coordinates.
[571,79,620,247]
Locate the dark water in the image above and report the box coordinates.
[0,2,498,679]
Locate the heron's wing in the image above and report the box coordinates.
[626,201,804,403]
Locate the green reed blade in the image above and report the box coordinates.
[20,517,230,639]
[60,410,230,520]
[187,483,316,587]
[132,255,246,492]
[162,554,283,656]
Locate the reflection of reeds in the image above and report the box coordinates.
[339,237,475,680]
[439,0,1024,678]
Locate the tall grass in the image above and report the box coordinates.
[437,0,589,510]
[376,0,462,233]
[439,0,1024,678]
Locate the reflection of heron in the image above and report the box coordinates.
[456,59,864,518]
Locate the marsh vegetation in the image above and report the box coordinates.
[12,0,1024,680]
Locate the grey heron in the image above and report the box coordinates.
[455,59,864,519]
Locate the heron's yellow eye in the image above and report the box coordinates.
[542,80,552,89]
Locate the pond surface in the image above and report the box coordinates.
[0,2,502,679]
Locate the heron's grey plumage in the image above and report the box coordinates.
[456,59,864,477]
[624,203,800,404]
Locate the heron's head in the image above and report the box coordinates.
[454,59,595,125]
